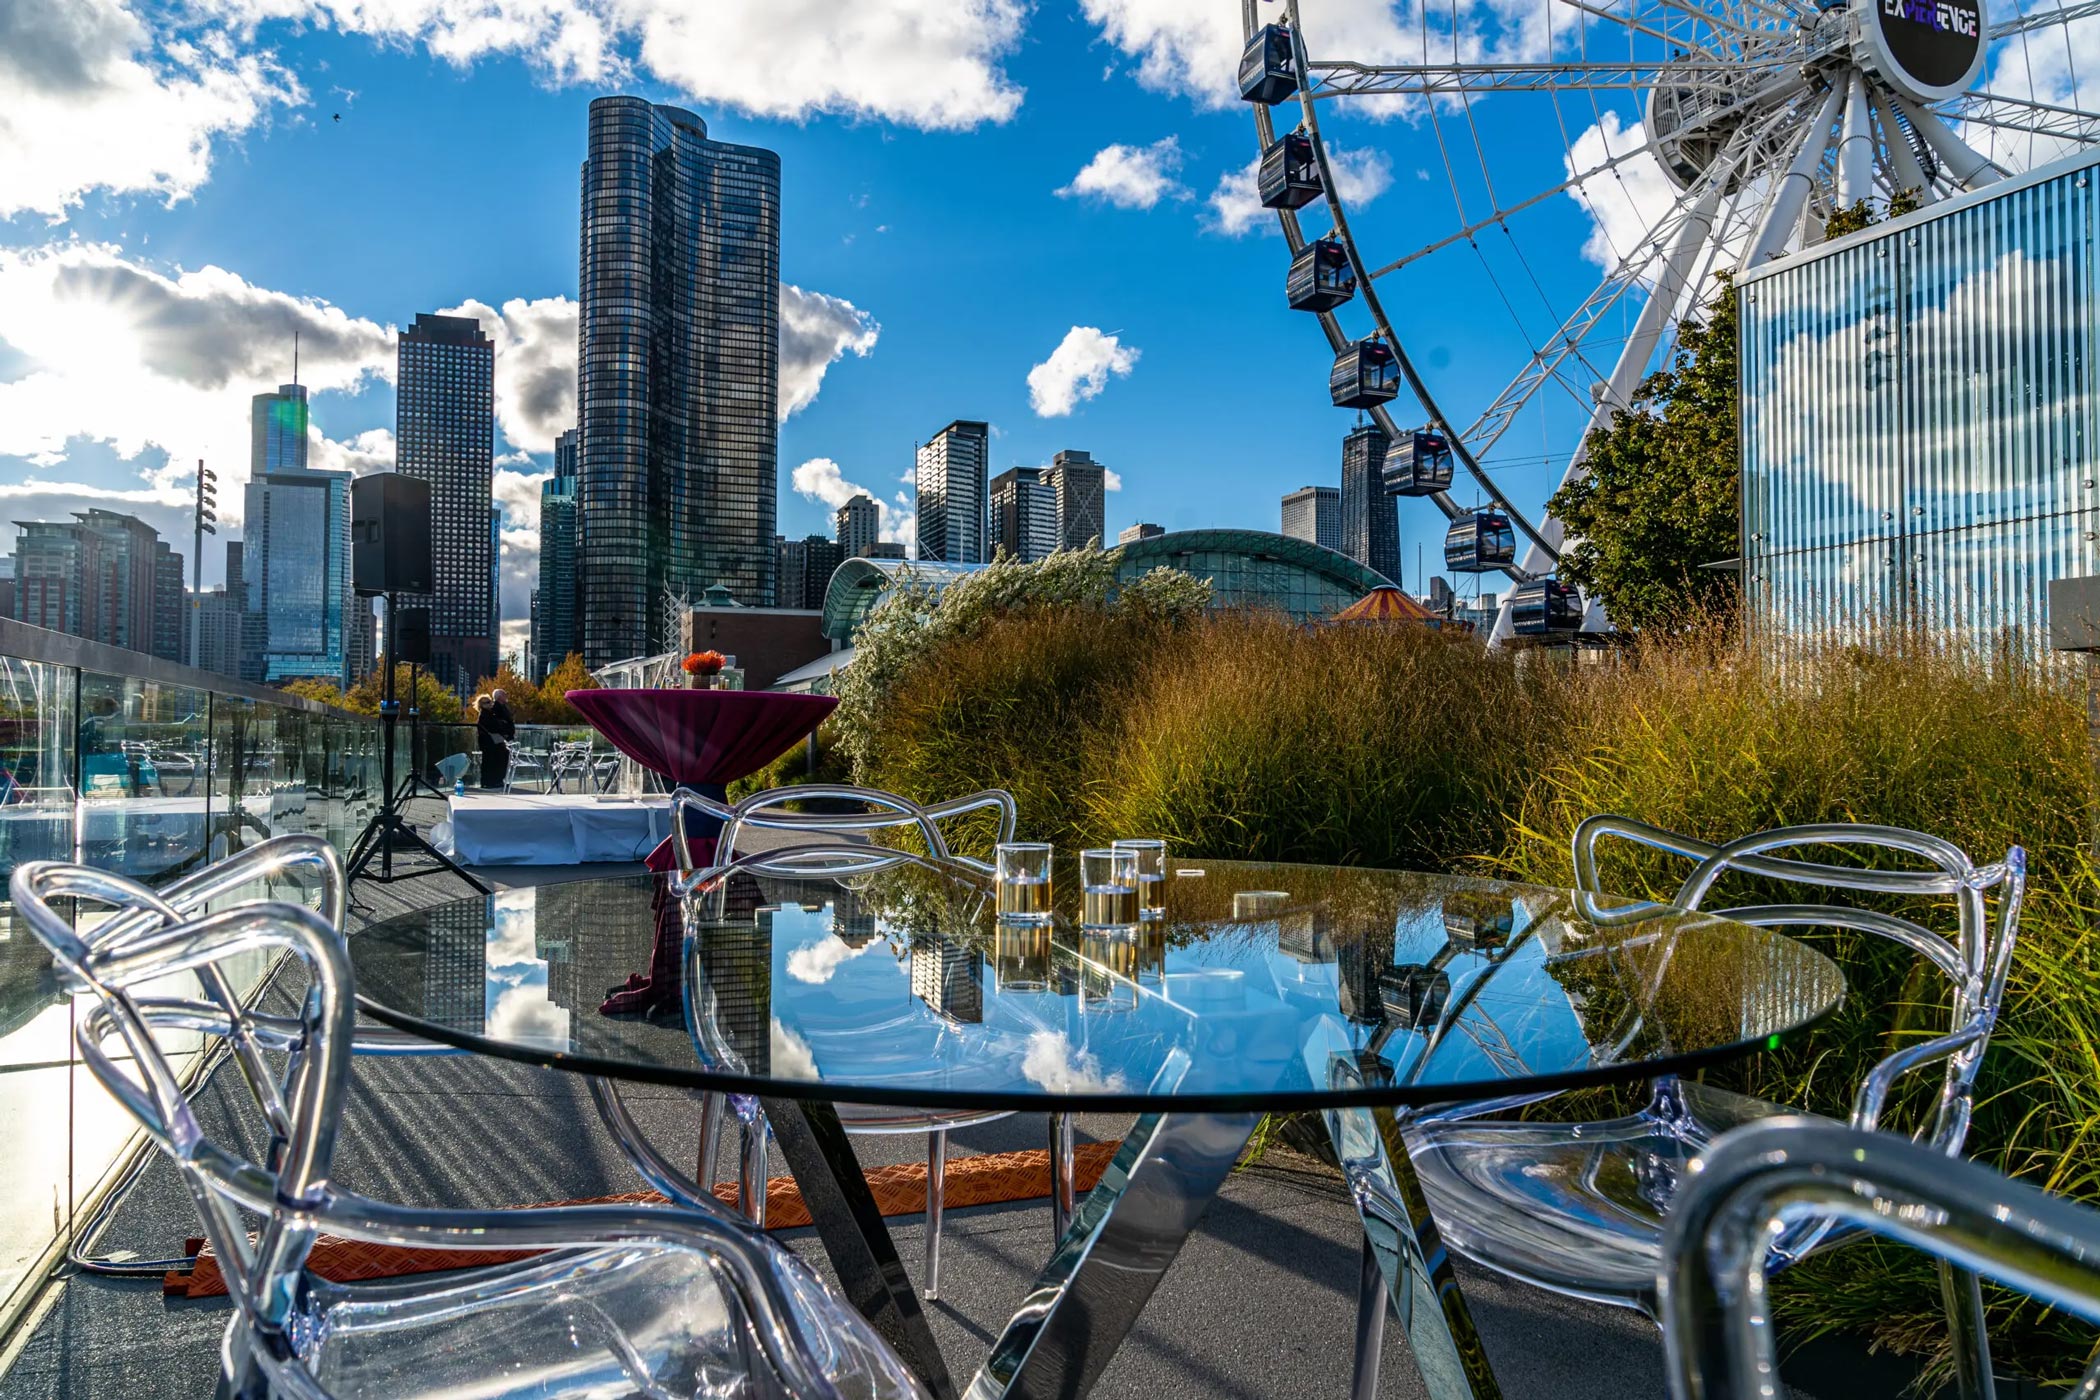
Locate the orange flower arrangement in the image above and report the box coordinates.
[681,650,726,676]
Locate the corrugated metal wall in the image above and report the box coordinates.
[1740,157,2100,659]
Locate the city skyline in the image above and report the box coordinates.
[0,1,1728,662]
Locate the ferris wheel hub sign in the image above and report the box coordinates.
[1853,0,1988,103]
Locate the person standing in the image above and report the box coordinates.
[475,691,516,790]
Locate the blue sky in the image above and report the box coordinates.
[5,0,2065,656]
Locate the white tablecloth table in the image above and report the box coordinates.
[445,793,671,866]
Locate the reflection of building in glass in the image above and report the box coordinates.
[578,98,781,664]
[1334,924,1395,1024]
[1277,911,1337,963]
[910,934,984,1023]
[1741,155,2100,661]
[693,877,773,1071]
[832,887,878,948]
[426,899,489,1035]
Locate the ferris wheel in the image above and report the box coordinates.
[1240,0,2100,637]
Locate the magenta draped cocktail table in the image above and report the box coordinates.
[567,687,838,1014]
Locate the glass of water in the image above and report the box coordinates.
[1081,847,1140,929]
[994,842,1054,924]
[1112,838,1167,920]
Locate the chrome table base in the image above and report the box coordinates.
[1330,1104,1504,1400]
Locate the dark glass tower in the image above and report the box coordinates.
[1340,423,1401,586]
[396,312,496,693]
[533,428,580,678]
[578,97,781,665]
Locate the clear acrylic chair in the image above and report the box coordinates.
[1660,1116,2100,1400]
[14,856,929,1400]
[1355,818,2025,1397]
[668,805,1078,1301]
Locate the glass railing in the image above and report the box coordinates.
[0,619,384,1334]
[395,721,633,795]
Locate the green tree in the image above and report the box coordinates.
[342,662,466,722]
[536,653,599,724]
[1546,272,1743,632]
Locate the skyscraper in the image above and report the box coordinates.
[775,534,843,611]
[533,428,580,679]
[578,97,781,665]
[989,466,1058,562]
[10,511,184,662]
[1045,449,1108,551]
[1281,485,1342,552]
[396,312,496,692]
[915,420,988,563]
[836,494,880,559]
[244,380,353,684]
[1340,423,1401,586]
[251,384,309,476]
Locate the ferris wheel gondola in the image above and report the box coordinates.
[1242,0,2100,639]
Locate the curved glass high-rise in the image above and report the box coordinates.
[578,97,781,665]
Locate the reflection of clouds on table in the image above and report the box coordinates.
[772,1018,820,1080]
[1022,1030,1128,1096]
[787,934,881,986]
[484,901,569,1052]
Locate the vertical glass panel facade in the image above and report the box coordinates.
[1741,155,2100,659]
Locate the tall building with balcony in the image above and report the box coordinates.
[533,428,580,679]
[990,466,1058,563]
[577,97,781,665]
[915,420,989,564]
[243,381,353,685]
[9,511,184,661]
[1045,449,1107,551]
[836,493,881,559]
[1340,423,1400,586]
[1281,485,1341,553]
[395,312,496,692]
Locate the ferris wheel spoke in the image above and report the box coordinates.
[1556,0,1729,57]
[1305,57,1799,98]
[1938,90,2100,142]
[1989,0,2100,39]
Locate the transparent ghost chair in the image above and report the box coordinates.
[666,809,1077,1300]
[1660,1117,2100,1400]
[14,857,929,1400]
[1355,818,2025,1398]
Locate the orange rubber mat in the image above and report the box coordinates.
[168,1141,1119,1299]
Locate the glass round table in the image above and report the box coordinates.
[349,857,1843,1400]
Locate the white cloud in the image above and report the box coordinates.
[1080,0,1550,110]
[207,0,1026,129]
[792,456,914,548]
[17,0,1026,224]
[0,0,303,220]
[1020,1030,1127,1095]
[780,284,879,418]
[309,426,395,476]
[1205,144,1393,236]
[442,295,579,454]
[1103,468,1124,491]
[1027,327,1139,417]
[1562,111,1679,275]
[1057,137,1185,209]
[0,242,393,537]
[786,934,878,984]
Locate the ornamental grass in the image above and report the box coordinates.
[843,598,2100,1382]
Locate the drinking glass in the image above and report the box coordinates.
[995,842,1054,924]
[1081,847,1139,929]
[1112,838,1167,919]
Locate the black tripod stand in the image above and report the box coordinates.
[346,594,488,891]
[391,663,453,804]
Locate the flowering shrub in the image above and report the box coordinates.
[831,547,1210,770]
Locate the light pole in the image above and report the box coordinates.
[191,461,216,668]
